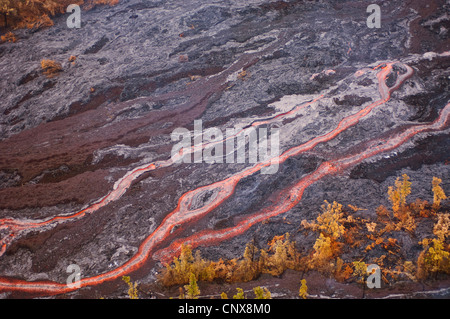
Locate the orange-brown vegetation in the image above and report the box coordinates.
[159,175,449,293]
[432,177,447,210]
[40,59,62,78]
[159,234,302,287]
[0,0,119,29]
[0,30,15,42]
[305,200,346,272]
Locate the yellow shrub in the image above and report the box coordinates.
[388,174,411,213]
[311,233,333,267]
[159,244,216,286]
[231,242,260,281]
[122,276,138,299]
[233,288,245,299]
[184,273,200,299]
[433,214,450,241]
[253,286,271,299]
[417,238,450,279]
[263,233,297,276]
[352,261,367,284]
[432,177,447,210]
[316,201,345,239]
[307,201,346,271]
[298,279,308,299]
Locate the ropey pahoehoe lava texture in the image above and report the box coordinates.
[0,0,449,298]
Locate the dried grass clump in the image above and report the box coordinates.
[41,59,62,78]
[0,30,15,42]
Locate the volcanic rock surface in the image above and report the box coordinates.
[0,0,449,298]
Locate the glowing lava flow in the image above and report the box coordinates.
[0,30,295,258]
[1,61,448,295]
[0,97,322,257]
[155,103,450,262]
